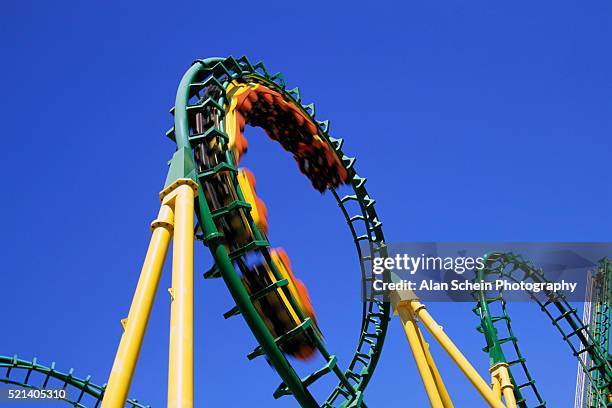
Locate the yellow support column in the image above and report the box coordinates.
[101,203,174,408]
[391,282,453,407]
[409,301,506,408]
[415,320,454,408]
[491,375,502,401]
[491,363,517,408]
[164,179,198,408]
[397,304,445,408]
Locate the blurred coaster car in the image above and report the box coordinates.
[238,248,320,361]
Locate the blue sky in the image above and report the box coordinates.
[1,1,611,407]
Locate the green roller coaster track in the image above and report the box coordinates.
[0,355,149,407]
[1,56,390,408]
[166,56,391,408]
[2,56,610,408]
[473,253,612,408]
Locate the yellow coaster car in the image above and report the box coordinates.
[239,248,320,360]
[237,168,268,235]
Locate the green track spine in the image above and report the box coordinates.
[169,56,391,408]
[0,355,149,408]
[473,253,612,408]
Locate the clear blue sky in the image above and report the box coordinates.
[1,1,611,407]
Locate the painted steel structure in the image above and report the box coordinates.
[574,259,612,408]
[166,57,391,407]
[474,254,612,407]
[1,56,610,408]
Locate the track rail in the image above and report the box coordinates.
[473,253,612,408]
[166,56,390,407]
[0,355,149,407]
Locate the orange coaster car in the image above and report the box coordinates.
[239,248,320,360]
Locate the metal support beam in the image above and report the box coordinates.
[101,203,174,407]
[414,317,454,408]
[397,304,445,407]
[390,279,453,408]
[408,300,506,408]
[165,180,198,408]
[102,178,198,408]
[491,363,517,408]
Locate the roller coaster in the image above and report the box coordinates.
[2,56,611,408]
